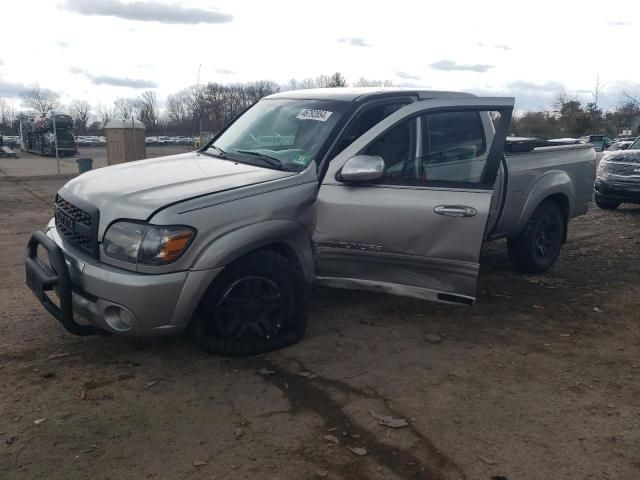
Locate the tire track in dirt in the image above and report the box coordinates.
[260,357,467,480]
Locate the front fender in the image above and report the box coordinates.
[514,170,574,235]
[191,220,315,281]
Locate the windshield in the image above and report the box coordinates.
[629,137,640,150]
[206,99,348,171]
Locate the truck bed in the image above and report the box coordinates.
[490,143,596,238]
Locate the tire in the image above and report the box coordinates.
[507,201,566,274]
[188,250,310,356]
[595,198,620,210]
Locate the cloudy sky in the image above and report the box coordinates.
[1,0,638,111]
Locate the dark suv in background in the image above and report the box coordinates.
[595,136,640,209]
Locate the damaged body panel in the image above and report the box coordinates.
[314,186,492,302]
[313,97,514,303]
[24,88,596,354]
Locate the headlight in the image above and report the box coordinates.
[103,221,195,265]
[596,161,609,178]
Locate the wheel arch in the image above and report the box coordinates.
[513,171,574,239]
[191,220,315,282]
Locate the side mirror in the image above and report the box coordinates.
[339,155,385,182]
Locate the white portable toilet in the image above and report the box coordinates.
[105,119,146,165]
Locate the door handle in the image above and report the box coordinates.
[434,205,477,217]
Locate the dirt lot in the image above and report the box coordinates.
[0,146,192,177]
[1,169,639,480]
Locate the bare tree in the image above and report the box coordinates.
[623,91,640,109]
[20,87,60,114]
[0,98,10,126]
[352,78,393,87]
[113,97,136,119]
[69,100,91,136]
[95,103,115,129]
[317,72,347,88]
[166,90,191,126]
[300,78,317,89]
[135,91,159,132]
[282,73,347,91]
[283,78,302,91]
[610,100,640,134]
[591,74,603,109]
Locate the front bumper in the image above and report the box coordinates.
[594,178,640,204]
[25,222,222,336]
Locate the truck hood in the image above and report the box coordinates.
[61,152,296,228]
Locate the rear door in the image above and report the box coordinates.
[313,97,514,304]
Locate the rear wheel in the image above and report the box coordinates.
[507,201,566,274]
[595,198,620,210]
[189,250,310,356]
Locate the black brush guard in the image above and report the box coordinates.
[25,231,99,336]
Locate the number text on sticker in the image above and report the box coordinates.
[297,109,333,122]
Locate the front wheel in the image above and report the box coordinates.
[189,250,310,356]
[595,198,620,210]
[507,201,566,274]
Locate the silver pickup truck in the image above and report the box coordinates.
[25,88,595,355]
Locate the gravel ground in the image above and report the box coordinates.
[1,170,639,480]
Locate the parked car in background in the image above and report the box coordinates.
[2,135,21,148]
[145,136,197,146]
[76,136,106,147]
[25,88,595,355]
[580,135,615,152]
[594,136,640,209]
[547,138,583,145]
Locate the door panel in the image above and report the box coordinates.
[313,97,514,303]
[314,185,493,301]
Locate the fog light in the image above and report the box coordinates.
[104,305,134,332]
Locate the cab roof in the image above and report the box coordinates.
[265,87,476,102]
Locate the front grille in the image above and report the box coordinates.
[609,163,640,176]
[54,194,99,256]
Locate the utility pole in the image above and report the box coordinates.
[52,112,60,174]
[131,116,138,161]
[197,64,202,143]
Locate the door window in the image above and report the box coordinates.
[420,111,487,183]
[361,110,490,185]
[364,118,416,180]
[334,101,410,155]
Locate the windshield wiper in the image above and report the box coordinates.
[235,150,287,170]
[206,144,227,158]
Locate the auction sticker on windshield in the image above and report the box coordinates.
[297,109,333,121]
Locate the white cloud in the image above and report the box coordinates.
[70,68,158,88]
[0,78,27,97]
[338,37,370,47]
[63,0,233,24]
[430,60,494,73]
[395,71,421,81]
